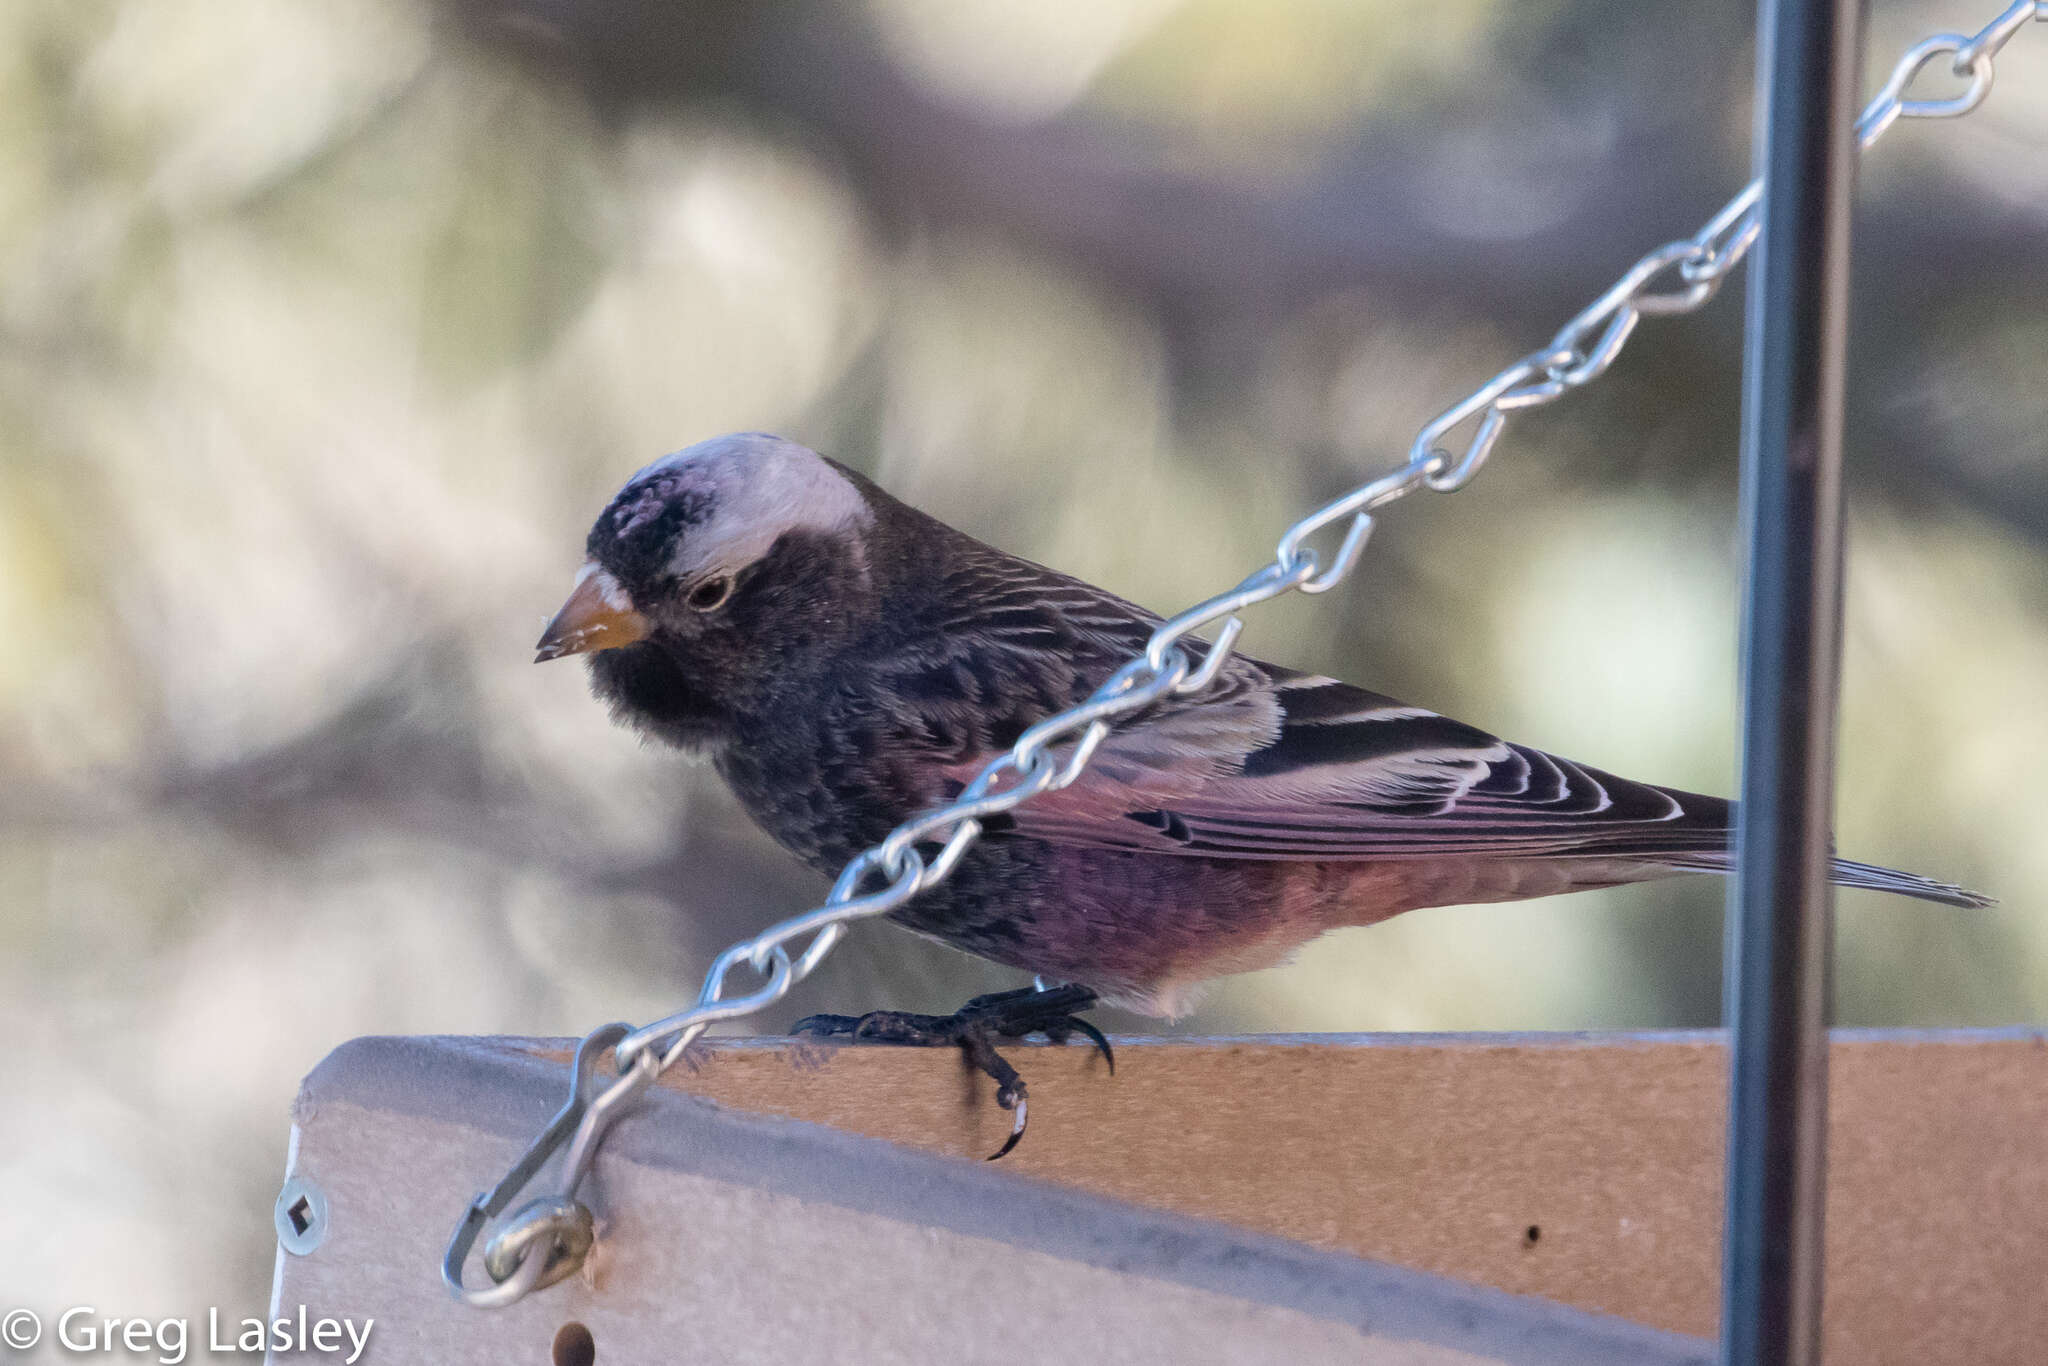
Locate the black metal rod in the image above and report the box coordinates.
[1720,0,1866,1362]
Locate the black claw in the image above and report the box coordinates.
[1067,1016,1115,1075]
[988,1095,1028,1161]
[790,983,1106,1158]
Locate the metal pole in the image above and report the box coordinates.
[1720,0,1865,1362]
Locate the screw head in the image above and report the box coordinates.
[275,1174,330,1256]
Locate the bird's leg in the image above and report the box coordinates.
[792,983,1112,1159]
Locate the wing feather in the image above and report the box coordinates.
[865,526,1986,906]
[889,538,1731,864]
[1001,671,1732,862]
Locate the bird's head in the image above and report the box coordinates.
[537,432,881,749]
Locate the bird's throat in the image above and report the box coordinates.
[585,639,734,753]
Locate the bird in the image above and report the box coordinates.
[537,431,1989,1151]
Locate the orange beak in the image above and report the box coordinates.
[535,565,651,662]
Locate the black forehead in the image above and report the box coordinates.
[586,470,716,583]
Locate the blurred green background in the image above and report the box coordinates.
[2,0,2043,1333]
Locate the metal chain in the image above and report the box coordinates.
[445,0,2043,1306]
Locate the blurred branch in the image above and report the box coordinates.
[435,0,2048,333]
[433,0,2048,538]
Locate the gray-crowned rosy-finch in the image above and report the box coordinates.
[537,432,1987,1146]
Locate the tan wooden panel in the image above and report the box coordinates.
[583,1028,2048,1364]
[272,1035,1710,1365]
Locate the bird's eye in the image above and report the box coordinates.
[686,575,734,612]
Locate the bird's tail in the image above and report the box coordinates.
[1824,857,1995,909]
[1658,851,1994,909]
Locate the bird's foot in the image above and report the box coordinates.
[793,983,1111,1159]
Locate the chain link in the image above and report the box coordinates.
[444,0,2044,1306]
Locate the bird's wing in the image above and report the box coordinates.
[879,537,1991,907]
[871,541,1283,772]
[894,539,1729,862]
[995,668,1734,862]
